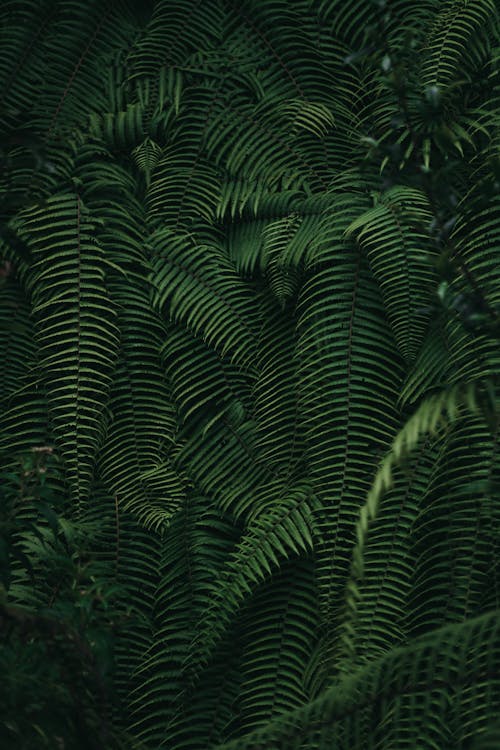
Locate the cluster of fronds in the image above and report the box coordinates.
[1,0,499,747]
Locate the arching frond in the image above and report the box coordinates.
[97,277,185,533]
[421,0,496,91]
[346,379,497,621]
[345,187,437,363]
[150,229,259,369]
[189,482,318,676]
[295,250,404,631]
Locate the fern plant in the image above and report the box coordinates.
[1,0,499,748]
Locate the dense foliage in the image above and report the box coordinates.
[1,0,500,747]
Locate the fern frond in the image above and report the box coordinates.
[14,193,120,504]
[336,440,440,669]
[421,0,497,91]
[127,0,223,77]
[97,279,185,533]
[127,495,239,747]
[3,1,500,746]
[146,150,221,229]
[262,213,303,309]
[345,187,437,363]
[295,249,403,629]
[345,379,497,640]
[189,483,318,675]
[150,229,259,369]
[212,610,500,750]
[0,274,36,409]
[231,560,317,735]
[132,137,163,187]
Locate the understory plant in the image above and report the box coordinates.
[0,0,499,747]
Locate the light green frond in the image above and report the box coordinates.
[305,183,373,266]
[346,379,496,622]
[203,91,328,192]
[188,482,317,678]
[223,190,308,272]
[161,325,249,428]
[335,441,440,669]
[174,416,270,520]
[276,99,335,138]
[150,229,259,368]
[132,137,163,187]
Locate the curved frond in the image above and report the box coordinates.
[127,495,239,747]
[421,0,496,91]
[97,278,185,533]
[345,187,437,363]
[0,274,36,408]
[231,560,317,735]
[345,378,497,629]
[189,482,317,674]
[211,610,500,750]
[150,229,259,369]
[295,248,403,629]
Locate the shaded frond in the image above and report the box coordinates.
[421,0,497,91]
[347,378,496,607]
[345,187,438,362]
[295,249,403,629]
[189,482,318,674]
[97,278,185,533]
[212,610,500,750]
[14,192,120,504]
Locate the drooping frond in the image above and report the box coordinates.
[127,494,240,748]
[421,0,497,91]
[189,482,318,676]
[150,229,259,369]
[343,379,498,663]
[97,276,185,532]
[345,187,437,363]
[295,245,404,632]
